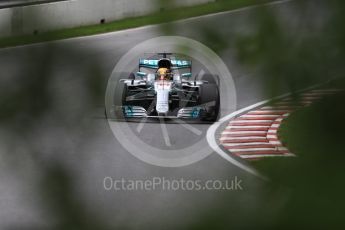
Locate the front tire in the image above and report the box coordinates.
[110,82,127,119]
[199,84,220,121]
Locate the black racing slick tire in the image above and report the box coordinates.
[110,81,127,119]
[199,83,220,122]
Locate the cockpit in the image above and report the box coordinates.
[157,59,173,80]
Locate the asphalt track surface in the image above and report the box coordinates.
[0,0,329,229]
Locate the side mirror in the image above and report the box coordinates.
[173,74,181,83]
[181,73,192,78]
[147,73,155,84]
[137,72,147,77]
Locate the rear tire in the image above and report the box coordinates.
[199,84,220,121]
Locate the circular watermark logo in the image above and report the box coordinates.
[105,36,236,167]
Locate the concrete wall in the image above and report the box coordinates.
[0,8,11,37]
[0,0,214,38]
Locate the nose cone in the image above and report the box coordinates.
[154,80,171,115]
[156,90,169,114]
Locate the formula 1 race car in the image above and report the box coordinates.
[111,53,220,122]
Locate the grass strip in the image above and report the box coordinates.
[0,0,276,48]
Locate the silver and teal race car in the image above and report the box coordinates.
[111,53,220,122]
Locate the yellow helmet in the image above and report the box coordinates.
[157,67,169,80]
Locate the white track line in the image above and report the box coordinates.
[270,141,282,145]
[230,120,273,123]
[226,125,270,129]
[222,142,273,147]
[220,136,267,141]
[249,110,289,114]
[229,148,276,152]
[261,106,297,110]
[222,131,267,134]
[240,153,296,159]
[268,130,277,133]
[240,114,281,118]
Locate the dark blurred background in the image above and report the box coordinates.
[0,0,345,229]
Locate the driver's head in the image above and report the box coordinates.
[157,67,169,80]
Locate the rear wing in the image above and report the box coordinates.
[139,59,192,69]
